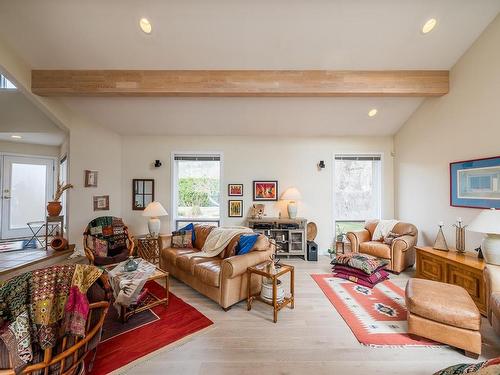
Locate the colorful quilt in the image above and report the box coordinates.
[88,216,127,256]
[0,264,102,371]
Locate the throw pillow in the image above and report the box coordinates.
[93,237,108,257]
[433,362,485,375]
[334,271,388,288]
[332,253,388,275]
[236,234,259,255]
[172,230,193,248]
[180,223,196,243]
[333,265,389,282]
[333,265,389,288]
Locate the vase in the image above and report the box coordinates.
[47,201,62,216]
[50,236,68,251]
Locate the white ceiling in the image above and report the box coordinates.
[0,91,66,145]
[61,97,424,136]
[0,0,498,136]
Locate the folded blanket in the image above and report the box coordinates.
[372,219,399,241]
[197,226,253,258]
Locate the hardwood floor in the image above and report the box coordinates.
[118,256,500,375]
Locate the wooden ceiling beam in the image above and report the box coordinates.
[31,70,449,97]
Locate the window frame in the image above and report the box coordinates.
[332,153,383,238]
[170,151,224,231]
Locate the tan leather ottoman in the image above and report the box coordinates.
[405,278,481,358]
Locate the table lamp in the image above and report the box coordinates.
[142,201,168,237]
[468,208,500,265]
[280,187,302,219]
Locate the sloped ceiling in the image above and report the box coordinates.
[0,0,498,136]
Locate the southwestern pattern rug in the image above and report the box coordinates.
[312,274,440,347]
[91,281,213,374]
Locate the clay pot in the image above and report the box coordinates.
[47,201,62,216]
[50,236,68,251]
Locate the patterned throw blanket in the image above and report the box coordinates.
[107,259,156,314]
[0,264,102,371]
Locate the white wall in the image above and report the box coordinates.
[66,117,122,246]
[121,135,394,253]
[394,15,500,249]
[0,140,60,157]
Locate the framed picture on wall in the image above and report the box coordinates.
[450,155,500,209]
[228,200,243,217]
[132,179,155,210]
[93,195,109,211]
[84,170,98,187]
[253,180,278,201]
[228,184,243,196]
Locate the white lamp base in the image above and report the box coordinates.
[482,234,500,265]
[148,217,161,238]
[287,201,297,219]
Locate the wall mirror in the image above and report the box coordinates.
[133,179,154,210]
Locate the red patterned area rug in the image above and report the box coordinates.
[312,274,441,347]
[91,281,213,374]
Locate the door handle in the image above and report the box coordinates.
[3,196,10,199]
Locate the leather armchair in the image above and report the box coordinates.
[346,220,418,273]
[485,264,500,336]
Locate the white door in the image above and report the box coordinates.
[1,155,55,239]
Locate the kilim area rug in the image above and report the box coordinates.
[311,274,441,347]
[91,281,213,374]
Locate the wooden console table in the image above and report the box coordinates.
[415,246,486,316]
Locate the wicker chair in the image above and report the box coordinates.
[0,273,111,375]
[83,216,135,266]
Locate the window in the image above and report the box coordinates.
[59,156,68,226]
[0,74,16,89]
[172,154,221,229]
[334,155,382,237]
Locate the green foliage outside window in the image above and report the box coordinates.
[178,177,219,208]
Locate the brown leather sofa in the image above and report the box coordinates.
[485,264,500,336]
[160,225,275,310]
[346,220,418,273]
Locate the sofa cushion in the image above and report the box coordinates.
[359,241,391,259]
[405,278,480,331]
[221,235,241,258]
[252,234,270,251]
[193,260,221,287]
[163,248,197,267]
[177,254,217,274]
[194,225,215,250]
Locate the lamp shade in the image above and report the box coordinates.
[281,187,302,201]
[468,208,500,235]
[142,201,168,217]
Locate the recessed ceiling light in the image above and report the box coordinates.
[368,108,378,117]
[139,18,152,34]
[422,18,437,34]
[11,135,22,139]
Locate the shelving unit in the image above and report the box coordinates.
[247,218,307,260]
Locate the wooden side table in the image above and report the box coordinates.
[247,262,294,323]
[105,262,169,323]
[136,235,162,265]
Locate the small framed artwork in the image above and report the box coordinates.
[228,200,243,217]
[93,195,110,211]
[450,155,500,209]
[253,180,278,201]
[132,179,155,210]
[228,184,243,196]
[85,170,98,187]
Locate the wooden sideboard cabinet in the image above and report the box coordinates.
[415,246,486,316]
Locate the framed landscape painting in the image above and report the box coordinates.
[253,180,278,201]
[450,156,500,209]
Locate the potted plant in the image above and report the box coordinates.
[47,180,73,216]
